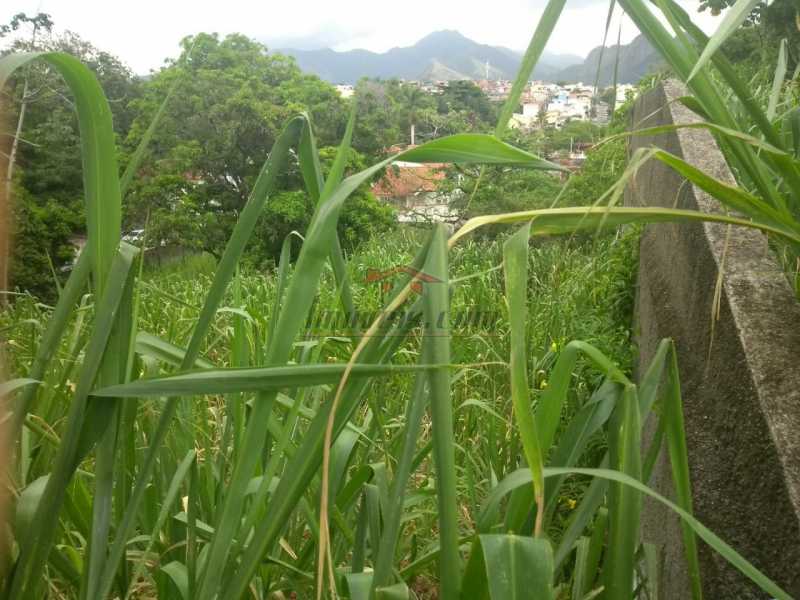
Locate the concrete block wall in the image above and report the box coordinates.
[626,80,800,598]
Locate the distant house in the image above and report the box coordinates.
[510,102,542,131]
[371,158,458,224]
[475,79,512,102]
[335,84,355,98]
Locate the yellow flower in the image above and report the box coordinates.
[566,498,577,510]
[550,341,558,353]
[539,379,548,390]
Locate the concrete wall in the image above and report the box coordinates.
[626,80,800,598]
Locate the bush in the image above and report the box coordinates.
[9,189,78,303]
[247,187,395,267]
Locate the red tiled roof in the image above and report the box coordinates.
[372,164,447,198]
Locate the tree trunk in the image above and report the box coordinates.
[2,23,39,305]
[1,75,29,305]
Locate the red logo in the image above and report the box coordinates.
[365,265,442,294]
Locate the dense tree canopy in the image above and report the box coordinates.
[122,33,397,265]
[712,0,799,78]
[123,33,345,230]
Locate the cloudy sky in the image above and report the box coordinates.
[1,0,722,74]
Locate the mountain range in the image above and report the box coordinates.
[280,30,662,86]
[554,34,663,87]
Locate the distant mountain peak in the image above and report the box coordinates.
[552,34,662,87]
[417,29,468,43]
[279,30,655,86]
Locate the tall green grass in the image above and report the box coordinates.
[609,0,800,292]
[1,5,798,597]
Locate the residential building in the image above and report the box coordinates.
[371,158,458,224]
[509,102,542,131]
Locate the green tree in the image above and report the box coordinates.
[2,15,140,299]
[701,0,799,74]
[246,146,395,266]
[446,165,561,238]
[436,80,496,127]
[541,120,605,154]
[351,79,403,159]
[9,187,79,302]
[561,139,627,205]
[351,78,496,158]
[124,33,349,258]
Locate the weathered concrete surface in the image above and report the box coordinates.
[626,80,800,599]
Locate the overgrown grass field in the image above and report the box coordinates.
[3,0,800,595]
[2,227,639,598]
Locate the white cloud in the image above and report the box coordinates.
[1,0,723,74]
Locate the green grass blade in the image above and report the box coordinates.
[461,535,554,600]
[223,258,429,600]
[618,114,800,197]
[611,22,622,112]
[637,338,671,415]
[554,472,609,571]
[5,145,90,433]
[790,107,800,159]
[543,381,618,520]
[352,494,368,574]
[198,116,378,598]
[643,542,660,598]
[0,378,39,397]
[593,0,617,97]
[584,507,608,596]
[298,116,324,201]
[162,561,189,600]
[319,104,357,201]
[210,129,548,598]
[571,537,591,600]
[82,252,137,599]
[619,0,782,207]
[124,450,195,599]
[610,120,793,160]
[8,244,136,598]
[182,116,306,366]
[372,347,431,589]
[687,0,762,82]
[767,39,788,122]
[267,233,296,345]
[647,148,798,228]
[94,114,308,600]
[663,342,703,599]
[451,205,800,246]
[503,222,546,536]
[603,384,642,598]
[92,363,437,397]
[544,468,792,600]
[134,331,216,370]
[536,340,628,455]
[0,52,120,294]
[81,408,120,600]
[495,0,567,134]
[402,134,564,170]
[422,224,460,599]
[482,535,553,600]
[118,57,187,197]
[298,107,358,321]
[376,582,410,599]
[654,0,781,147]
